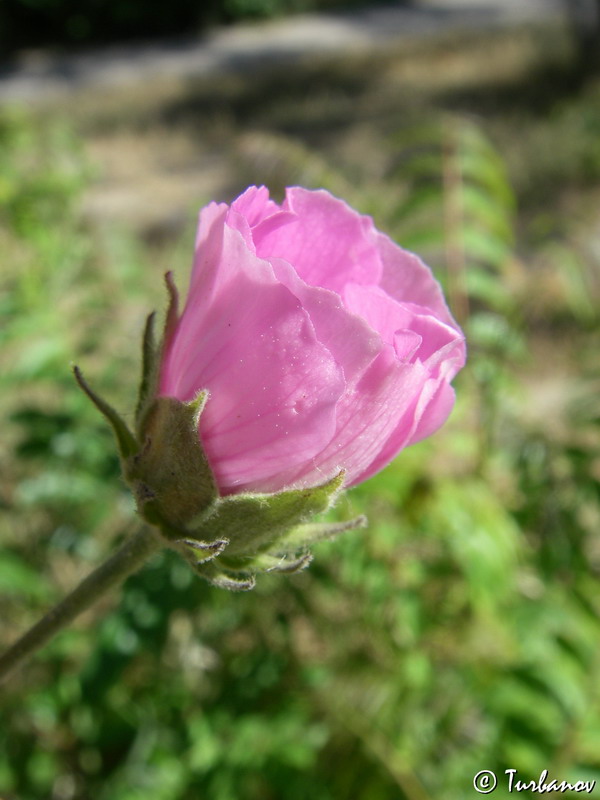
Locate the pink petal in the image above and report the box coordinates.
[160,223,344,493]
[343,283,464,369]
[407,380,456,445]
[393,330,423,361]
[228,188,297,254]
[194,201,227,251]
[190,203,228,298]
[252,211,298,243]
[163,186,467,495]
[271,348,429,490]
[256,187,383,293]
[271,257,382,379]
[351,365,460,486]
[230,185,280,227]
[343,283,412,349]
[376,232,460,333]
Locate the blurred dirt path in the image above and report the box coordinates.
[0,0,567,105]
[0,0,574,239]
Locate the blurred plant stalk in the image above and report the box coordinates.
[0,526,162,685]
[442,118,470,326]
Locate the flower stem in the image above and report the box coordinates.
[0,526,163,686]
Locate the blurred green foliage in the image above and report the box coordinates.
[1,89,600,800]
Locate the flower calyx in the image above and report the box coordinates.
[73,278,366,590]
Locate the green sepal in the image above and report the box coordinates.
[196,562,256,592]
[189,471,345,558]
[273,515,368,556]
[135,311,158,434]
[162,271,180,351]
[126,393,218,533]
[220,550,313,575]
[135,273,180,436]
[214,514,365,581]
[174,536,229,566]
[73,366,138,460]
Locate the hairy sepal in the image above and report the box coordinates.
[182,471,351,588]
[73,366,138,460]
[125,393,218,532]
[198,563,257,592]
[190,471,345,558]
[274,515,368,555]
[135,311,159,434]
[127,406,358,587]
[215,516,368,581]
[135,273,180,437]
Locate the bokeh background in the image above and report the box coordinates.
[1,1,600,798]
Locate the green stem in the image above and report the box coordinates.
[0,526,163,686]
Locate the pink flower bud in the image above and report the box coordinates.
[159,186,466,496]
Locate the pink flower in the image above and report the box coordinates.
[159,186,466,495]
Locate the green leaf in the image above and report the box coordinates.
[394,183,443,222]
[463,227,512,268]
[431,478,521,609]
[461,184,514,242]
[459,146,515,208]
[399,226,446,253]
[398,151,443,180]
[0,552,50,600]
[465,270,514,312]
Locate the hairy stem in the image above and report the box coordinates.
[0,526,163,685]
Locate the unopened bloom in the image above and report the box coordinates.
[76,185,466,589]
[159,186,465,495]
